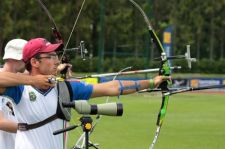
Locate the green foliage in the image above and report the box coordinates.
[174,59,225,74]
[70,57,225,74]
[0,0,224,72]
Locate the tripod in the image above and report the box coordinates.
[74,116,93,149]
[73,116,99,149]
[53,116,99,149]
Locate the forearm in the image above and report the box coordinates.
[0,72,54,92]
[92,80,154,97]
[0,120,17,133]
[117,80,152,95]
[0,72,34,87]
[91,75,168,98]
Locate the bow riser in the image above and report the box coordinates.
[129,1,172,149]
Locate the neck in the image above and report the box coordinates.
[30,68,41,76]
[2,62,17,73]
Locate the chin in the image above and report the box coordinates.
[19,68,26,73]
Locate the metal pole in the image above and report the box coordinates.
[98,0,105,73]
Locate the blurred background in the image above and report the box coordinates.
[1,1,225,148]
[0,0,224,74]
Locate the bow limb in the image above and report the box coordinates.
[129,1,171,148]
[36,0,63,43]
[36,0,86,78]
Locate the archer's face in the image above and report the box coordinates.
[34,52,60,75]
[15,60,26,73]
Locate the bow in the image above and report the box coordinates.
[35,0,87,138]
[36,0,86,79]
[36,0,63,43]
[129,1,172,148]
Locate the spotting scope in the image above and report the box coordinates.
[62,100,123,116]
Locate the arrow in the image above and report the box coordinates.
[75,66,181,79]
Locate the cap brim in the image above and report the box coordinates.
[3,54,22,60]
[40,43,64,53]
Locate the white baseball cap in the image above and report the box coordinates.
[3,39,28,60]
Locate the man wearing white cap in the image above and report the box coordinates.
[1,39,27,73]
[0,39,27,149]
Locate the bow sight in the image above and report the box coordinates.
[59,41,88,78]
[63,41,88,61]
[154,45,197,69]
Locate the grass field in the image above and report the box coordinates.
[67,92,225,149]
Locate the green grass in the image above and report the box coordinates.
[67,93,225,149]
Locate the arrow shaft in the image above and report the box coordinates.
[76,66,181,79]
[168,84,225,96]
[139,84,225,95]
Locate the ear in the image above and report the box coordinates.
[30,58,40,68]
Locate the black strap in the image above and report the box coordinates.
[18,114,58,131]
[18,81,73,131]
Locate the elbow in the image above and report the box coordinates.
[109,80,121,96]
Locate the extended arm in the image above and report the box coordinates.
[0,72,55,93]
[91,76,169,98]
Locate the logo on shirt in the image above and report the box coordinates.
[29,91,37,102]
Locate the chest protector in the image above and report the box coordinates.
[56,81,72,121]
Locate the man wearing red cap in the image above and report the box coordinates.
[0,38,169,149]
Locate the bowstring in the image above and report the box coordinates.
[60,0,86,62]
[74,66,132,148]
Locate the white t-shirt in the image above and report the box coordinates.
[0,96,17,149]
[14,86,66,149]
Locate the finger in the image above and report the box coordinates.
[65,63,72,68]
[162,76,172,81]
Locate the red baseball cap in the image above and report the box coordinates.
[23,38,63,63]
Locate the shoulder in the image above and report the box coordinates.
[67,80,93,89]
[0,96,3,108]
[3,85,25,104]
[0,95,13,109]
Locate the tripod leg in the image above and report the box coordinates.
[88,141,99,149]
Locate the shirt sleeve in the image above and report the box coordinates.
[3,86,24,104]
[0,97,3,111]
[68,81,93,100]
